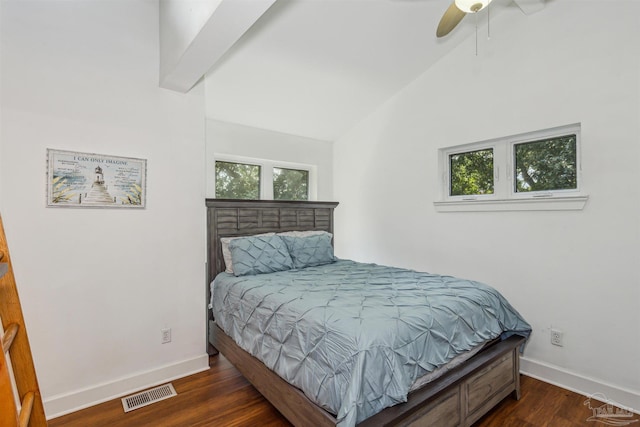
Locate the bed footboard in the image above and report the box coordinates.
[210,320,523,427]
[362,337,523,426]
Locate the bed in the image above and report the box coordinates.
[206,199,531,427]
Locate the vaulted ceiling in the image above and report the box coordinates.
[160,0,544,141]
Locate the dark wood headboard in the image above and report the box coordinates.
[205,199,339,326]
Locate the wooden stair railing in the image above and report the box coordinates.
[0,215,47,427]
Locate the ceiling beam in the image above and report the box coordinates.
[512,0,545,15]
[160,0,276,93]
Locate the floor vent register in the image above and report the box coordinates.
[121,383,177,412]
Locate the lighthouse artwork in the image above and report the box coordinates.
[81,165,115,205]
[46,149,147,209]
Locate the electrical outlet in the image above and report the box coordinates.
[161,328,171,344]
[550,328,563,347]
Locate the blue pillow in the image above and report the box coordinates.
[281,234,335,269]
[229,235,293,277]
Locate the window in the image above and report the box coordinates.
[215,161,261,199]
[436,124,587,211]
[514,135,577,193]
[449,148,494,196]
[214,156,316,200]
[273,168,309,201]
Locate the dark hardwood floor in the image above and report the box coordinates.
[49,355,634,426]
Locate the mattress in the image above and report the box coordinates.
[211,259,531,427]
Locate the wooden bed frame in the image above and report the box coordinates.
[206,199,524,427]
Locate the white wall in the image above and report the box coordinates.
[334,0,640,410]
[206,118,333,200]
[0,0,208,417]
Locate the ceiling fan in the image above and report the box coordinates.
[436,0,492,37]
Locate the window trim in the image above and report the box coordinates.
[213,154,317,201]
[436,124,588,212]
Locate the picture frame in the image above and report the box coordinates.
[46,149,147,209]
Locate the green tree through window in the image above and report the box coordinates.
[450,149,494,196]
[215,161,261,199]
[273,168,309,200]
[514,135,577,192]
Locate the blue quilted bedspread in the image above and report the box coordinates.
[211,259,531,427]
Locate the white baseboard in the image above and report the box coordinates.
[44,354,210,419]
[520,356,640,415]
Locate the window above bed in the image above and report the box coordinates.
[213,155,317,201]
[215,161,261,199]
[435,123,588,212]
[273,167,309,201]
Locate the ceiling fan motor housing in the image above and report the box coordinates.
[455,0,492,13]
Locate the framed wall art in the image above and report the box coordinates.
[46,149,147,208]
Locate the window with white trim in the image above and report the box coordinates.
[513,135,577,194]
[449,147,494,197]
[273,167,309,201]
[436,124,587,212]
[214,155,316,201]
[215,160,261,200]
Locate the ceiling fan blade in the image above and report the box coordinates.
[436,2,466,38]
